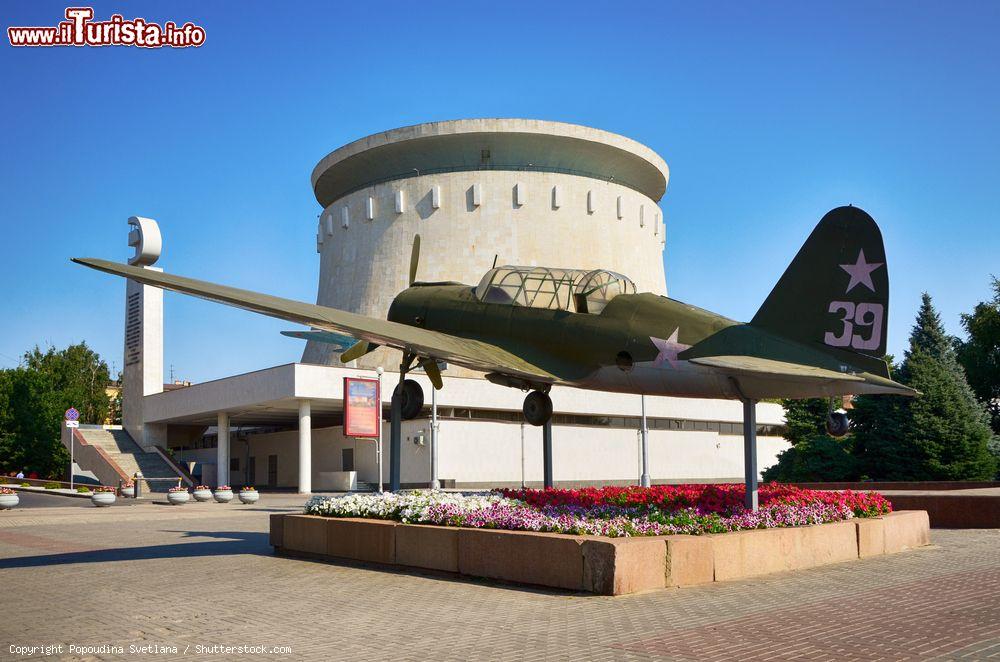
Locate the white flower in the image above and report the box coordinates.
[305,490,512,524]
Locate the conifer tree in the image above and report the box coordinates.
[761,398,859,482]
[854,294,997,480]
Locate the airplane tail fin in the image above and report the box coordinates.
[751,206,889,362]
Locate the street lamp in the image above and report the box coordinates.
[430,385,440,490]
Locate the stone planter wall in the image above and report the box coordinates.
[271,510,930,595]
[882,494,1000,528]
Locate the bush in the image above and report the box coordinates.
[75,486,91,493]
[43,482,61,489]
[19,481,29,487]
[762,435,860,483]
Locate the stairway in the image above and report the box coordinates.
[74,427,186,493]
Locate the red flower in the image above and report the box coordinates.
[499,483,890,516]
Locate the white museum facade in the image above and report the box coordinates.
[109,119,788,492]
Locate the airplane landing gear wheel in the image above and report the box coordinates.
[523,391,553,426]
[397,379,424,420]
[826,411,850,437]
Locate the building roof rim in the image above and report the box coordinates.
[309,118,669,197]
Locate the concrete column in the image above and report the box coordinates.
[122,216,164,449]
[298,400,312,494]
[216,411,229,488]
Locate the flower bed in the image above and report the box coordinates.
[304,485,890,538]
[501,484,892,519]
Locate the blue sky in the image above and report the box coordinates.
[1,1,997,381]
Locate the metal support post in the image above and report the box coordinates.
[640,395,651,487]
[542,419,553,489]
[520,423,526,489]
[742,398,759,511]
[376,367,384,494]
[430,386,440,489]
[69,428,74,490]
[389,370,404,492]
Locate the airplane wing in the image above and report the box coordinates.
[72,258,555,383]
[678,323,918,397]
[686,355,864,381]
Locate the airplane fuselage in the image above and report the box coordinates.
[388,284,744,399]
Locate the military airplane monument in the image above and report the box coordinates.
[74,205,915,508]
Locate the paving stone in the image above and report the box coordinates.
[0,501,996,661]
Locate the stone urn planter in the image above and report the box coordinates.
[0,488,18,510]
[238,488,259,504]
[91,488,116,507]
[213,487,234,503]
[167,488,190,505]
[192,486,213,502]
[121,484,135,498]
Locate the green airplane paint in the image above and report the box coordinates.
[72,206,916,431]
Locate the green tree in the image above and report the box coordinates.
[762,398,859,482]
[780,398,832,444]
[854,294,997,480]
[850,354,915,479]
[109,371,123,426]
[0,343,112,477]
[0,369,15,470]
[955,277,1000,436]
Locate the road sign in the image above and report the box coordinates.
[65,407,80,421]
[66,420,79,428]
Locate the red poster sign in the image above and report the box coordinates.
[343,377,380,438]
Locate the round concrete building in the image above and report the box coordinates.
[303,119,670,371]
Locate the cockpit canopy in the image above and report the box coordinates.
[474,266,637,314]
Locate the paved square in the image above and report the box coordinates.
[1,497,998,661]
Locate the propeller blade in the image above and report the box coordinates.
[419,357,443,390]
[340,340,379,363]
[409,234,421,286]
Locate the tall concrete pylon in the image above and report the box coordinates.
[121,216,166,449]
